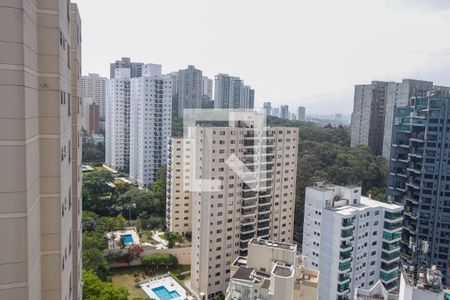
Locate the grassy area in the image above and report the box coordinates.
[111,267,147,299]
[139,231,158,244]
[111,265,191,299]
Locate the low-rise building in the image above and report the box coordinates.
[226,238,319,300]
[399,267,448,300]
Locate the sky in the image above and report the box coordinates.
[73,0,450,115]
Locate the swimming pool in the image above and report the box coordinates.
[151,286,180,300]
[121,234,133,245]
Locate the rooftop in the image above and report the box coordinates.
[327,196,402,216]
[272,264,293,278]
[249,238,297,252]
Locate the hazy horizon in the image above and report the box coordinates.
[73,0,450,114]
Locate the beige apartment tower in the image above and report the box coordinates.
[0,1,82,299]
[167,121,298,299]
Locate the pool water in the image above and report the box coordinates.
[152,286,180,300]
[121,234,133,244]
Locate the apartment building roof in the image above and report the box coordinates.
[250,238,296,251]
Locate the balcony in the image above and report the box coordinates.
[380,270,398,282]
[384,211,403,222]
[339,261,351,272]
[337,282,350,295]
[381,261,399,272]
[341,218,354,228]
[340,242,353,252]
[341,229,353,239]
[384,221,402,232]
[382,241,400,252]
[340,250,352,261]
[338,273,351,284]
[383,231,401,242]
[381,251,400,263]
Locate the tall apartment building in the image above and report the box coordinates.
[215,73,243,109]
[227,238,319,300]
[243,85,255,109]
[351,80,449,158]
[0,1,82,299]
[177,65,203,117]
[302,183,403,299]
[263,102,272,116]
[69,5,83,299]
[166,138,192,233]
[129,64,172,187]
[202,76,213,101]
[110,57,144,79]
[105,68,131,172]
[82,97,93,132]
[298,106,306,121]
[169,71,179,117]
[272,107,280,118]
[351,81,389,156]
[389,95,450,285]
[166,121,299,299]
[280,105,289,119]
[81,73,106,121]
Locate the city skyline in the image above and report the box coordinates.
[73,0,450,114]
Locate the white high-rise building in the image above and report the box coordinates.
[129,64,172,186]
[81,73,107,119]
[165,117,299,298]
[227,238,319,300]
[302,183,403,299]
[0,2,82,299]
[105,68,131,172]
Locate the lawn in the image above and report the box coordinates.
[111,267,147,299]
[111,265,191,299]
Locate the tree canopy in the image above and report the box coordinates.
[82,270,128,300]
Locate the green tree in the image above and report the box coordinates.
[82,270,128,300]
[215,292,225,300]
[83,170,114,213]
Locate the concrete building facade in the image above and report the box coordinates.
[302,183,403,299]
[105,68,131,172]
[351,79,449,158]
[263,102,272,116]
[129,64,172,186]
[81,73,106,121]
[0,1,82,299]
[174,123,299,299]
[280,105,289,119]
[110,57,143,79]
[202,76,213,101]
[388,95,450,285]
[226,239,319,300]
[214,73,244,109]
[177,65,203,117]
[166,138,191,234]
[298,106,306,121]
[243,85,255,109]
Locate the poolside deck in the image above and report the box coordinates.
[140,275,194,300]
